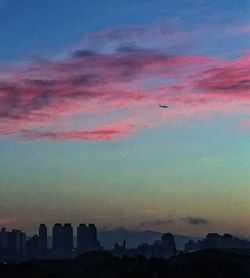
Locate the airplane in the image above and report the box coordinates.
[159,104,168,108]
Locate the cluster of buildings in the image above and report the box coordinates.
[0,228,26,261]
[112,232,176,259]
[109,232,250,259]
[0,223,177,262]
[2,224,249,263]
[0,223,100,262]
[185,233,250,252]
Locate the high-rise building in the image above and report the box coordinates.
[0,228,26,259]
[77,224,98,253]
[52,223,63,252]
[52,223,73,255]
[26,235,39,259]
[77,224,87,253]
[88,224,97,244]
[0,227,7,253]
[38,224,47,255]
[62,223,73,253]
[161,233,176,258]
[7,229,26,259]
[205,233,222,249]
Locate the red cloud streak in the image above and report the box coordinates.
[19,122,137,141]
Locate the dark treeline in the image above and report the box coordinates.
[1,249,250,278]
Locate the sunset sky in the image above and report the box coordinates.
[0,0,250,236]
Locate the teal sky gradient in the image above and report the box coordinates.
[1,118,250,235]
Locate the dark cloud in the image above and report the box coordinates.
[72,49,97,58]
[182,217,209,225]
[139,216,209,228]
[26,79,58,88]
[139,219,175,227]
[116,45,141,53]
[67,74,101,86]
[88,27,145,42]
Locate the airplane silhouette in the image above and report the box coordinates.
[159,104,168,108]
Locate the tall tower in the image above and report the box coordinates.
[0,227,7,251]
[88,224,97,248]
[38,224,47,255]
[7,229,26,259]
[52,223,73,255]
[161,232,176,257]
[52,223,63,252]
[77,224,88,253]
[77,224,98,253]
[62,224,73,253]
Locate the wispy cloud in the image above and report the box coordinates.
[182,217,209,225]
[19,122,137,142]
[139,219,176,227]
[139,216,209,228]
[0,24,249,142]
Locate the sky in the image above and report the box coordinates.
[0,0,250,236]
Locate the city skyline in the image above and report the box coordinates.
[2,222,250,263]
[0,1,250,237]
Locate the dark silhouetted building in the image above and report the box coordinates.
[151,233,176,258]
[52,223,63,253]
[38,224,47,255]
[77,224,98,253]
[113,239,127,257]
[7,229,26,259]
[62,223,73,254]
[0,227,7,254]
[26,235,39,259]
[185,233,250,252]
[161,232,176,257]
[205,233,222,249]
[0,228,25,260]
[52,223,73,256]
[110,232,177,258]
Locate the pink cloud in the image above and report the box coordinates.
[19,122,138,142]
[195,57,250,99]
[0,25,250,141]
